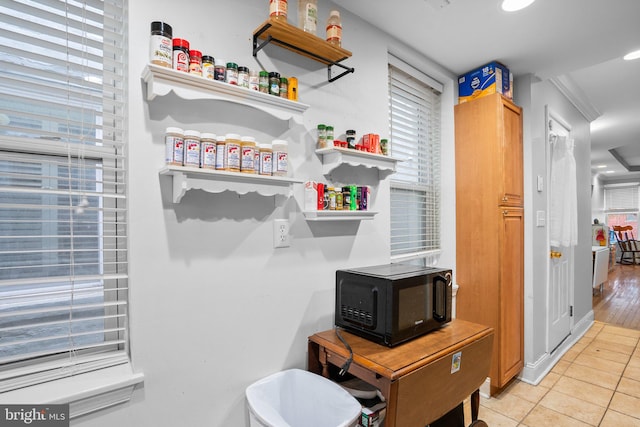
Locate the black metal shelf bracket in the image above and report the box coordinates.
[252,23,354,83]
[328,62,354,83]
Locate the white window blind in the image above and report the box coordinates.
[388,61,442,264]
[0,0,128,392]
[604,184,639,211]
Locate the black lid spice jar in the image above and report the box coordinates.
[202,55,215,80]
[238,66,250,89]
[150,21,172,67]
[269,72,280,96]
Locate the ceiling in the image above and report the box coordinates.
[333,0,640,182]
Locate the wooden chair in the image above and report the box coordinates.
[613,225,640,265]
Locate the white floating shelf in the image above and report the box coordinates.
[303,210,378,221]
[160,165,303,203]
[142,64,309,122]
[315,147,400,177]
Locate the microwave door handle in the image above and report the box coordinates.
[433,276,447,322]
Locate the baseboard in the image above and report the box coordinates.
[519,311,594,385]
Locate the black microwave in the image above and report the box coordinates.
[335,263,452,347]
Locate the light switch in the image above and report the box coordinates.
[536,210,546,227]
[537,175,544,192]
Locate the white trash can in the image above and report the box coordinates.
[246,369,361,427]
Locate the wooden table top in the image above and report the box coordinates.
[309,319,494,381]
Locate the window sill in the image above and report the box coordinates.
[0,363,144,419]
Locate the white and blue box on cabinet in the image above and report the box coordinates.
[458,61,511,103]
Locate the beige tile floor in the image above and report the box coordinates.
[478,321,640,426]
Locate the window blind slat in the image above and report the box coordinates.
[0,0,128,391]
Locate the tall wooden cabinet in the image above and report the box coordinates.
[454,93,524,395]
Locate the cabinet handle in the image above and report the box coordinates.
[503,210,509,216]
[550,251,562,259]
[502,196,508,202]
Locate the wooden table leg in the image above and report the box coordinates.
[471,389,480,421]
[318,346,329,378]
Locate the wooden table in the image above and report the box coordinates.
[308,319,494,427]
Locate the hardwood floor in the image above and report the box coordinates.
[592,262,640,329]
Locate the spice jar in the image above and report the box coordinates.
[259,71,269,93]
[380,138,389,155]
[253,140,261,174]
[269,0,288,20]
[249,70,260,91]
[172,38,190,72]
[215,136,227,170]
[165,127,183,165]
[271,139,288,176]
[183,130,201,167]
[326,126,334,146]
[346,129,356,149]
[259,144,273,176]
[150,21,172,67]
[224,133,241,171]
[214,59,226,82]
[225,62,239,85]
[328,187,336,210]
[238,66,250,88]
[189,50,202,76]
[343,186,352,210]
[279,77,288,98]
[240,136,256,173]
[202,55,215,79]
[287,76,298,101]
[335,186,343,210]
[200,133,217,169]
[269,72,280,96]
[317,124,327,149]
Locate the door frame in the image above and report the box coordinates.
[545,105,575,354]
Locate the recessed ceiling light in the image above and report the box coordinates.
[605,170,615,174]
[623,49,640,61]
[501,0,535,12]
[596,165,607,169]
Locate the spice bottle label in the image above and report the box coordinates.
[215,144,226,169]
[166,135,183,164]
[275,151,288,175]
[189,61,202,76]
[173,50,189,72]
[184,139,200,166]
[150,35,172,67]
[201,142,216,168]
[214,66,226,81]
[260,152,273,175]
[226,143,241,170]
[171,138,184,165]
[241,146,255,171]
[326,25,342,42]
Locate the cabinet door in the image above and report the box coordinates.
[500,99,523,206]
[498,207,524,386]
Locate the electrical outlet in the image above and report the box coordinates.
[273,219,290,248]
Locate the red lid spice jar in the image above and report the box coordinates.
[189,50,202,76]
[172,38,190,73]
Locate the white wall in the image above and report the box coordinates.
[74,1,456,426]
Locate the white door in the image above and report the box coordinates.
[547,109,573,353]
